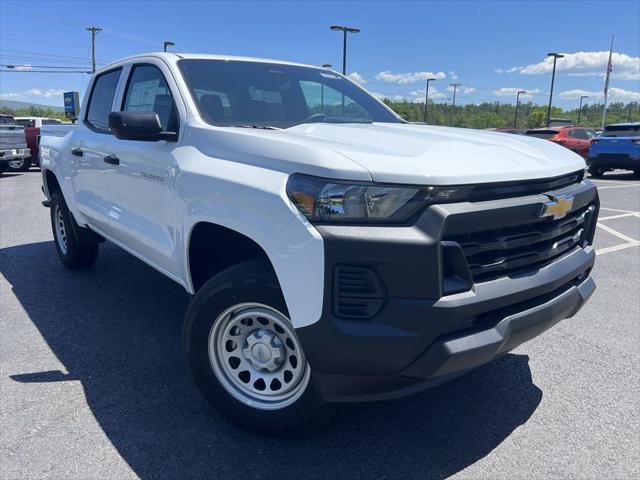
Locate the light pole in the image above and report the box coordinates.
[514,90,526,128]
[545,52,564,127]
[423,78,436,123]
[330,25,360,75]
[450,83,461,107]
[577,95,589,125]
[163,41,175,52]
[320,65,331,113]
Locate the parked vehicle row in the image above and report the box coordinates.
[15,117,62,170]
[39,52,598,433]
[525,126,597,159]
[0,114,30,175]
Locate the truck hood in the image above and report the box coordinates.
[283,122,586,185]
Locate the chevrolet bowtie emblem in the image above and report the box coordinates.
[541,194,574,220]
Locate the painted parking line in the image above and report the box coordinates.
[599,207,639,214]
[595,221,640,256]
[598,212,640,221]
[596,184,640,190]
[596,241,640,256]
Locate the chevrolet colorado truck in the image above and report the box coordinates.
[0,114,30,175]
[39,53,599,433]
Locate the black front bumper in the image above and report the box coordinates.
[297,179,599,404]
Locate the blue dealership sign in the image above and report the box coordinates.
[63,91,80,119]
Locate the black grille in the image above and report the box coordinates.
[465,170,584,202]
[446,204,596,283]
[334,266,385,319]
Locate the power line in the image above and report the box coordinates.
[0,64,91,69]
[0,69,91,73]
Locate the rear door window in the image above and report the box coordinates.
[85,68,122,132]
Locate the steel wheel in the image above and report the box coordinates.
[208,302,310,410]
[8,159,25,170]
[54,203,68,255]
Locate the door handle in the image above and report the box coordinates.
[103,154,120,166]
[71,147,83,157]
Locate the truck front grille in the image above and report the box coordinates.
[445,203,597,283]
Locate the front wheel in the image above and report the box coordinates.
[50,190,99,268]
[183,259,331,434]
[588,166,605,178]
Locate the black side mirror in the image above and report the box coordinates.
[108,111,178,142]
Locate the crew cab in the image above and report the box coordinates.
[14,117,62,170]
[39,53,599,433]
[588,122,640,177]
[0,114,30,175]
[525,126,597,159]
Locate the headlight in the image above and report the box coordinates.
[286,174,469,224]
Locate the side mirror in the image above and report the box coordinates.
[108,111,177,142]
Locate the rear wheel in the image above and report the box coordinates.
[183,259,331,434]
[7,158,31,172]
[0,163,7,175]
[588,166,605,178]
[50,190,99,268]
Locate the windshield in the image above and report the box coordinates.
[178,59,400,128]
[603,125,640,137]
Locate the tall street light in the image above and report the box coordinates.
[423,78,437,123]
[163,41,175,52]
[545,52,564,127]
[577,95,589,125]
[330,25,360,75]
[514,90,526,128]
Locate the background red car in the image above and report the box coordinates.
[525,126,597,158]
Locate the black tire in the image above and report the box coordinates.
[588,166,605,178]
[633,169,640,178]
[183,258,332,435]
[50,190,99,269]
[0,163,7,175]
[6,157,31,172]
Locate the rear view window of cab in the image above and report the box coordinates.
[85,68,122,132]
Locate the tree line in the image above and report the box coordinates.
[2,101,638,129]
[383,100,639,129]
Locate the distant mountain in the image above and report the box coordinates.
[0,100,64,113]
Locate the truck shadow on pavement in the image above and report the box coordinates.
[2,240,543,480]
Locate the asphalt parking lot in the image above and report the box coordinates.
[1,170,639,479]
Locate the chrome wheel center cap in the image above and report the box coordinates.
[243,329,285,372]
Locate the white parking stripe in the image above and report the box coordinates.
[597,222,639,243]
[597,184,640,190]
[598,212,640,221]
[600,207,638,213]
[596,242,640,256]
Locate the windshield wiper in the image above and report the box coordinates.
[231,124,281,130]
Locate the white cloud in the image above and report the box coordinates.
[446,85,475,94]
[409,88,447,101]
[374,70,446,84]
[370,91,406,101]
[493,87,541,98]
[0,88,65,101]
[558,87,640,102]
[347,72,367,84]
[449,71,459,80]
[499,51,639,81]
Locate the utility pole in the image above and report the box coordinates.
[514,90,526,128]
[545,52,564,127]
[577,95,589,125]
[600,34,615,130]
[423,78,436,123]
[86,26,102,74]
[450,83,461,108]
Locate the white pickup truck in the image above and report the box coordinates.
[40,53,599,433]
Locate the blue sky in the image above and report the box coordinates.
[1,0,638,109]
